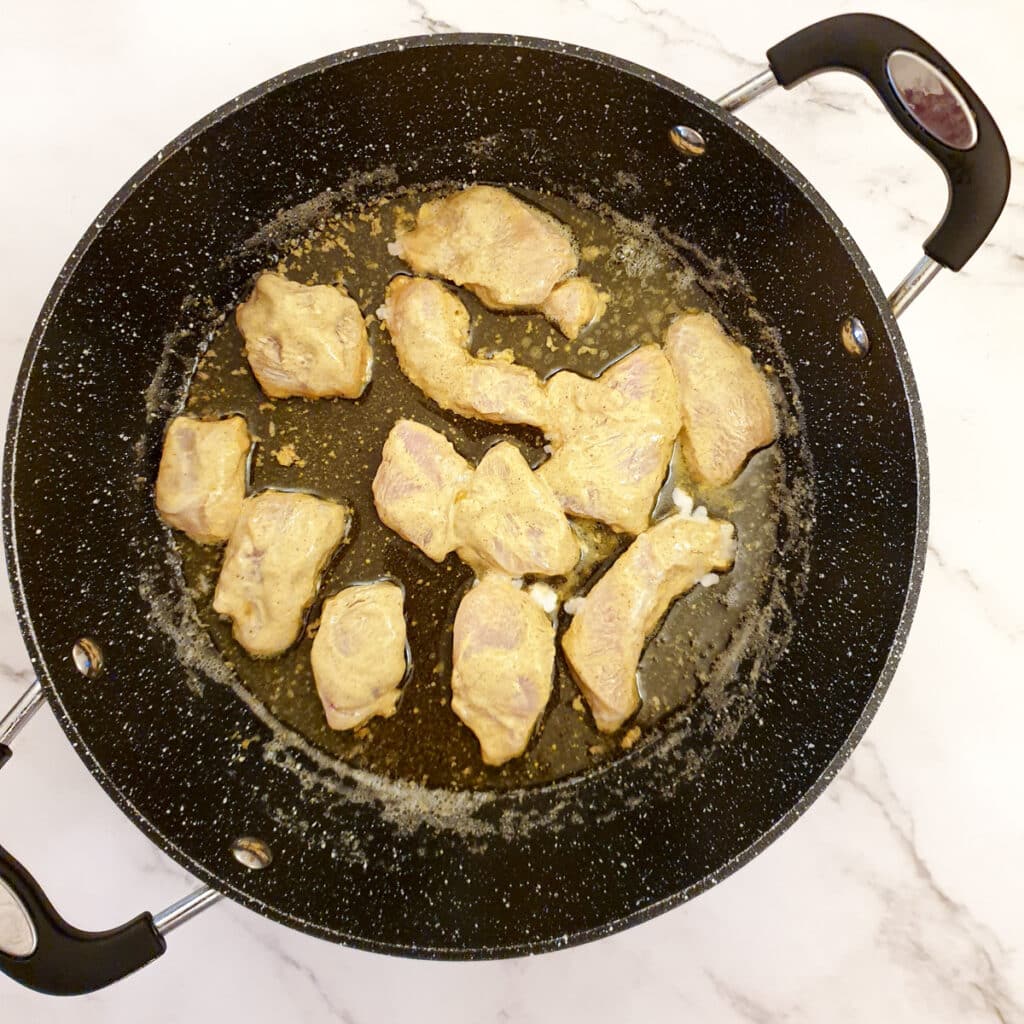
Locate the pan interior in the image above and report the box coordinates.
[163,179,813,792]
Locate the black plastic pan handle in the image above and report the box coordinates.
[0,682,170,996]
[764,14,1010,272]
[0,840,167,997]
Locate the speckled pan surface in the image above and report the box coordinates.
[1,35,926,957]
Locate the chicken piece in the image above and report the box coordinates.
[380,276,549,428]
[664,311,777,488]
[155,415,251,544]
[311,582,408,730]
[538,346,682,534]
[213,490,350,657]
[541,277,608,340]
[451,575,555,765]
[372,419,473,562]
[452,442,579,578]
[236,272,370,399]
[373,422,579,576]
[563,512,736,733]
[391,185,577,310]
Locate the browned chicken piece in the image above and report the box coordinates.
[213,490,350,658]
[235,272,370,399]
[563,512,736,732]
[664,311,777,488]
[155,415,251,544]
[372,419,473,563]
[541,277,608,340]
[390,185,577,310]
[452,442,579,578]
[538,346,683,535]
[380,276,549,428]
[451,575,555,765]
[311,582,408,730]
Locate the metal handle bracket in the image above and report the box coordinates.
[716,15,1010,316]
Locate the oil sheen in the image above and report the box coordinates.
[175,184,785,791]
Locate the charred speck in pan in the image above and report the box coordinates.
[143,176,815,797]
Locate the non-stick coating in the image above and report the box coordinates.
[2,36,926,956]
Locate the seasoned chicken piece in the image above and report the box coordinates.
[373,423,578,576]
[213,490,350,657]
[452,442,579,578]
[236,272,370,399]
[538,346,682,534]
[541,277,608,340]
[664,311,776,488]
[381,276,549,428]
[311,582,408,730]
[451,575,555,765]
[155,415,251,544]
[391,185,577,310]
[372,419,472,562]
[563,512,736,733]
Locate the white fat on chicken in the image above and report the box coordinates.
[451,574,555,766]
[380,276,549,428]
[452,442,579,578]
[371,419,472,563]
[213,490,350,658]
[562,512,736,733]
[538,345,683,535]
[311,582,408,730]
[663,310,776,488]
[155,415,251,544]
[528,582,560,616]
[390,185,577,310]
[236,272,371,399]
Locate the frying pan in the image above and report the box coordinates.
[0,14,1009,995]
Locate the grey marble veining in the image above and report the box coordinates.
[0,0,1021,1020]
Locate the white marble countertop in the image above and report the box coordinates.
[1,1,1021,1020]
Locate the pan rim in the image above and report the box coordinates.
[2,32,928,959]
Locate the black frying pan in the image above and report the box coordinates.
[0,14,1009,995]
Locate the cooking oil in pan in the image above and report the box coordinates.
[175,184,791,791]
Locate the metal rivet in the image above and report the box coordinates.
[669,125,706,155]
[231,836,272,870]
[71,638,104,679]
[840,316,871,358]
